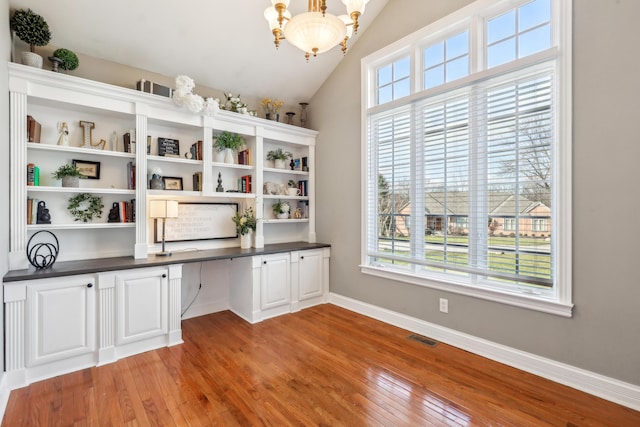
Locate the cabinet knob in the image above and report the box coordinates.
[162,274,167,278]
[263,261,267,264]
[301,256,304,259]
[87,283,93,288]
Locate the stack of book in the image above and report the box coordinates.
[238,149,251,165]
[237,175,252,193]
[190,140,203,160]
[26,197,39,224]
[298,180,308,196]
[109,200,136,223]
[27,163,40,186]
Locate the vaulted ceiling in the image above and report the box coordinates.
[9,0,388,104]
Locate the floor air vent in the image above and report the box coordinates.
[408,334,438,347]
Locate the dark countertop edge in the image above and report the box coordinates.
[3,242,331,283]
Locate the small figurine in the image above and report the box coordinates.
[216,172,224,192]
[293,208,303,219]
[56,122,70,146]
[290,159,295,170]
[36,200,51,224]
[108,202,120,222]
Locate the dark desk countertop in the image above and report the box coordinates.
[3,242,331,283]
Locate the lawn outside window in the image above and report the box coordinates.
[361,0,572,316]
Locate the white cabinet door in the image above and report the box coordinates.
[26,276,96,367]
[298,249,323,301]
[115,267,168,346]
[260,253,291,310]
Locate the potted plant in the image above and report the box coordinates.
[52,164,85,187]
[49,48,79,73]
[214,131,245,164]
[10,8,52,69]
[232,207,257,248]
[272,200,290,219]
[260,97,285,121]
[267,148,292,169]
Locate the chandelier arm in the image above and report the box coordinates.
[321,0,327,16]
[350,11,361,33]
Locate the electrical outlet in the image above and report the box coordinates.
[439,298,449,313]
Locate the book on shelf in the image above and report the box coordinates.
[117,199,136,223]
[28,197,39,225]
[298,180,308,197]
[27,198,32,224]
[192,171,203,191]
[27,115,42,143]
[127,161,136,190]
[237,175,252,193]
[190,140,203,160]
[27,163,35,186]
[238,149,251,165]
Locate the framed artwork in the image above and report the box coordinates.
[293,158,301,171]
[154,202,238,242]
[162,176,183,190]
[72,159,100,179]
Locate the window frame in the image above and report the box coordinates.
[360,0,572,317]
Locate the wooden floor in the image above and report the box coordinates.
[3,304,639,426]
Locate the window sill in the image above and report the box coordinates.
[360,265,573,317]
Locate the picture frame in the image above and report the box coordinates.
[72,159,100,179]
[162,176,183,190]
[293,158,301,171]
[153,202,238,242]
[301,156,309,172]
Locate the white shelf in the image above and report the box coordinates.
[27,186,136,195]
[147,155,203,166]
[203,192,256,199]
[263,195,309,201]
[27,142,136,159]
[27,222,136,230]
[147,190,202,197]
[263,167,310,176]
[211,161,255,171]
[262,219,309,224]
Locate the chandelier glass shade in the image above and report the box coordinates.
[264,0,369,61]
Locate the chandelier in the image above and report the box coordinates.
[264,0,370,61]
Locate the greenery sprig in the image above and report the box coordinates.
[68,193,104,222]
[232,207,257,235]
[10,9,51,52]
[266,148,292,161]
[214,131,245,152]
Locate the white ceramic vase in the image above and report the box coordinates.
[240,232,252,249]
[224,148,235,164]
[277,212,289,219]
[21,51,43,69]
[274,159,286,169]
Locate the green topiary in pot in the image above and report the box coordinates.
[214,131,245,152]
[52,48,79,71]
[10,9,51,53]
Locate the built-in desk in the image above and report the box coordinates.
[3,242,331,282]
[2,242,331,390]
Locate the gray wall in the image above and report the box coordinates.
[311,0,640,385]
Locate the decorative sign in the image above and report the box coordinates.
[158,137,180,157]
[154,202,238,242]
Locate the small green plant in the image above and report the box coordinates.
[10,9,51,52]
[52,164,85,179]
[214,131,245,152]
[287,179,297,188]
[272,200,290,215]
[52,48,79,71]
[266,148,292,161]
[231,207,257,235]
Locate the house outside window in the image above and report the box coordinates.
[362,0,572,316]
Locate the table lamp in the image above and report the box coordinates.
[149,200,179,256]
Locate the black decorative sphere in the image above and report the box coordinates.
[26,230,59,269]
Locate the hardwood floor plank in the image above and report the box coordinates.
[3,304,640,426]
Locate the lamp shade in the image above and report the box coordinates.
[149,200,179,218]
[284,12,347,55]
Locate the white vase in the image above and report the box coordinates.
[274,159,286,169]
[277,212,289,219]
[224,148,235,164]
[21,51,43,68]
[240,232,252,249]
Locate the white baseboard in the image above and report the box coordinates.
[329,293,640,412]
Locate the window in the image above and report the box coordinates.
[363,0,572,316]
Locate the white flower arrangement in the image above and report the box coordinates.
[220,92,250,114]
[173,75,218,116]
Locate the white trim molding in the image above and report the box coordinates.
[329,293,640,412]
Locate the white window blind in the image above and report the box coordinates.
[362,0,571,312]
